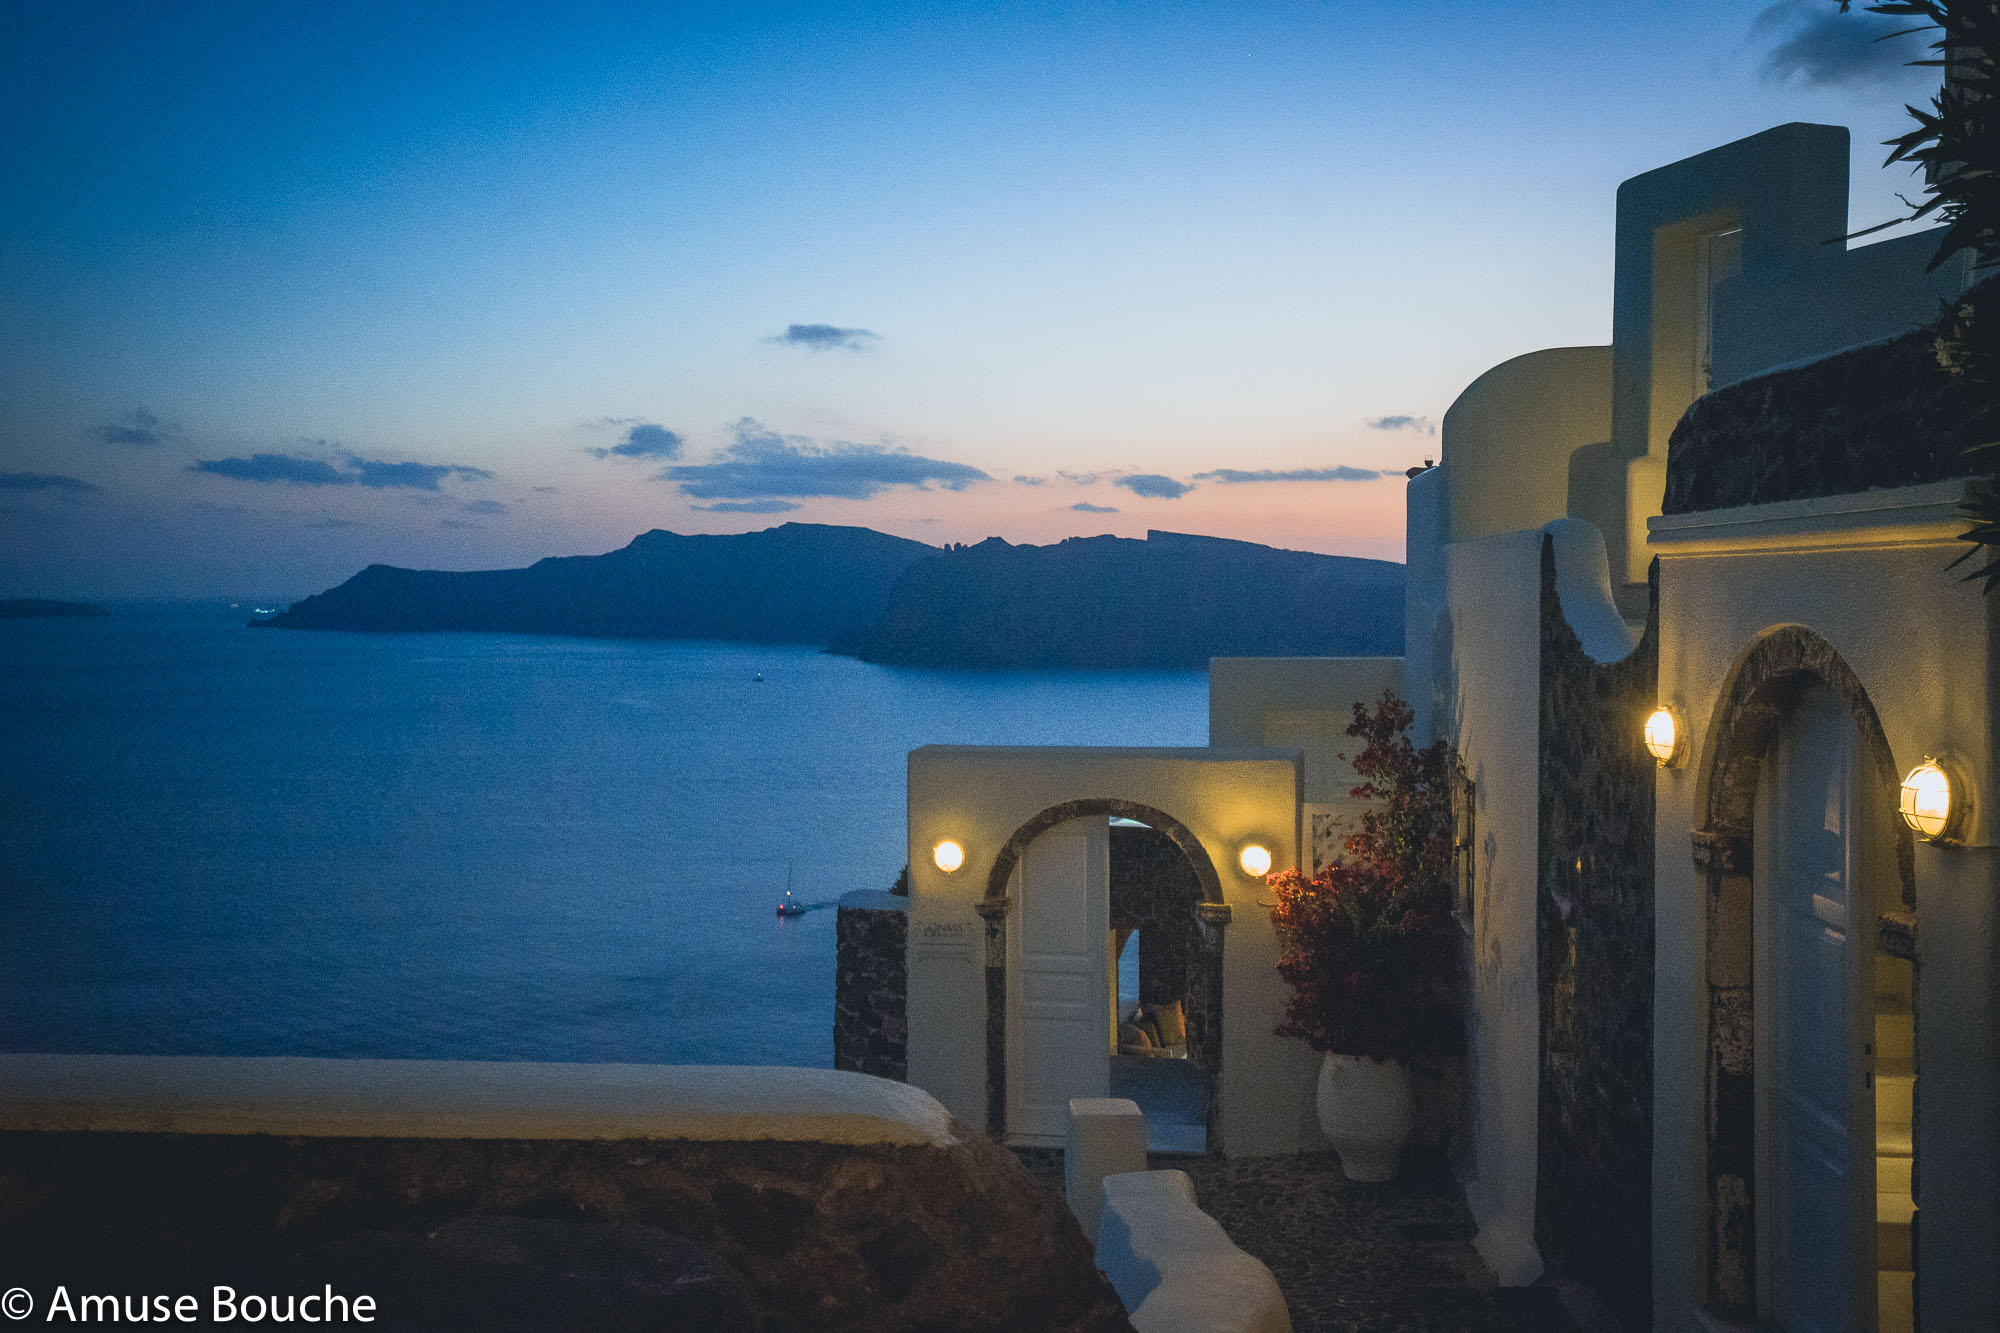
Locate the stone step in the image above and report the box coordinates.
[1874,1008,1915,1064]
[1876,1073,1914,1128]
[1877,1193,1915,1271]
[1879,1270,1915,1333]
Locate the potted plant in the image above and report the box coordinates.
[1266,690,1464,1181]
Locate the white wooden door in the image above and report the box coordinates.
[1006,815,1110,1145]
[1757,685,1872,1330]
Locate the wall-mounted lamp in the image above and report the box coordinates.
[1238,844,1272,877]
[1899,757,1964,843]
[1644,706,1684,767]
[932,839,965,873]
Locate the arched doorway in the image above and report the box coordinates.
[984,799,1229,1151]
[1695,626,1918,1328]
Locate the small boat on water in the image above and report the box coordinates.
[753,671,764,682]
[776,864,806,917]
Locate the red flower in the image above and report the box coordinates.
[1268,690,1465,1062]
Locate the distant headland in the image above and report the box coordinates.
[828,530,1403,667]
[0,599,110,619]
[253,522,1403,667]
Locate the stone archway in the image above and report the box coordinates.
[1693,624,1917,1318]
[979,798,1231,1148]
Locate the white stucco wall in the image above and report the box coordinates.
[1606,122,1851,591]
[1405,466,1449,743]
[1441,346,1615,549]
[1209,657,1406,807]
[1648,480,1999,1331]
[1710,231,1974,391]
[1440,529,1548,1285]
[905,745,1312,1157]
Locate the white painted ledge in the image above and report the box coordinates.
[0,1055,958,1147]
[1095,1170,1292,1333]
[1647,478,1973,558]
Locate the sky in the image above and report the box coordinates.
[0,0,1950,601]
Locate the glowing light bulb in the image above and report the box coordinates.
[1239,844,1272,877]
[933,839,965,873]
[1899,760,1955,840]
[1644,707,1681,765]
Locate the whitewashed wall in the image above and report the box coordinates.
[1440,529,1548,1286]
[904,746,1311,1156]
[1649,480,2000,1332]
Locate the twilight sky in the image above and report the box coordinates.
[0,1,1946,600]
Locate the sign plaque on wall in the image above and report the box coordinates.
[914,918,975,966]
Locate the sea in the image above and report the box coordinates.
[0,603,1205,1068]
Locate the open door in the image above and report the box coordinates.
[1005,815,1110,1145]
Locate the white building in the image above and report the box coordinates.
[898,122,1991,1331]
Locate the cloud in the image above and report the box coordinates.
[463,499,508,515]
[593,422,685,460]
[347,458,493,489]
[93,407,182,447]
[692,499,801,514]
[194,454,349,486]
[1755,1,1926,87]
[1072,501,1119,514]
[769,323,880,352]
[1058,470,1100,485]
[1013,475,1048,486]
[532,485,559,493]
[191,451,493,490]
[1194,466,1387,483]
[1364,414,1436,435]
[660,418,991,500]
[0,471,98,492]
[438,518,476,528]
[1114,473,1192,499]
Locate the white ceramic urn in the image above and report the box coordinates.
[1315,1051,1414,1182]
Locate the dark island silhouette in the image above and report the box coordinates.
[0,599,110,619]
[255,524,930,643]
[255,522,1403,667]
[829,530,1403,667]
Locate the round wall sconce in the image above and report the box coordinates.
[1899,758,1964,843]
[932,839,965,873]
[1238,844,1272,877]
[1644,706,1684,767]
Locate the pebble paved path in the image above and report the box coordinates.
[1013,1148,1581,1333]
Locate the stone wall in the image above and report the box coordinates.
[0,1125,1131,1333]
[1661,305,1986,516]
[835,890,908,1081]
[1533,540,1657,1331]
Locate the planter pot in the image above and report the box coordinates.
[1315,1052,1414,1182]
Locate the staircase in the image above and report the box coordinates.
[1875,993,1915,1333]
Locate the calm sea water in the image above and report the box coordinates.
[0,603,1205,1067]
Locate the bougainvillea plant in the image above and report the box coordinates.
[1267,690,1464,1063]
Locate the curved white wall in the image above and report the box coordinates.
[1442,346,1614,548]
